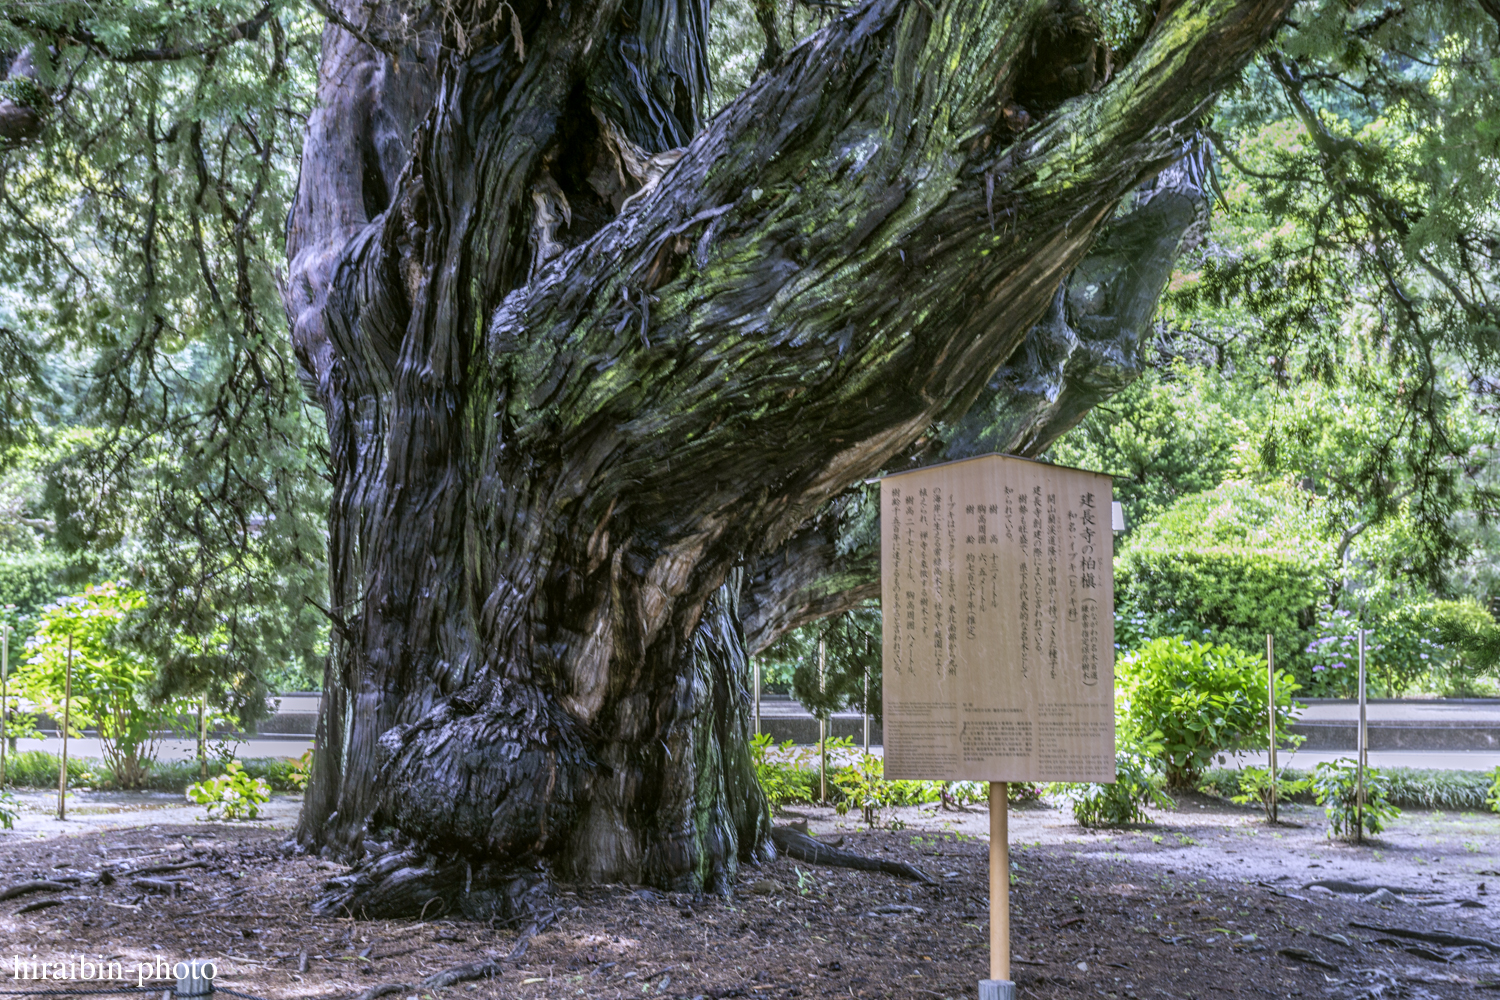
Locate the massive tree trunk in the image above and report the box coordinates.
[285,0,1288,915]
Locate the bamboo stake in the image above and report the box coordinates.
[59,632,72,820]
[753,656,761,737]
[863,666,870,756]
[1267,634,1277,825]
[1,622,9,789]
[818,638,827,804]
[198,695,208,779]
[1357,629,1367,843]
[983,781,1012,1000]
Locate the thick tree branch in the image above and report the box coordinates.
[741,146,1213,651]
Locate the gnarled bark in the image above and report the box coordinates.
[286,0,1289,914]
[741,147,1214,651]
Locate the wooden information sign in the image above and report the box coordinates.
[879,453,1115,999]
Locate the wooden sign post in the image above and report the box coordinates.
[880,455,1115,1000]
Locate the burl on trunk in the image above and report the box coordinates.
[282,0,1288,916]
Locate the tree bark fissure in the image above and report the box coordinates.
[286,0,1289,911]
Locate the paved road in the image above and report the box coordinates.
[1235,748,1500,771]
[7,735,314,763]
[9,697,1500,771]
[1295,698,1500,723]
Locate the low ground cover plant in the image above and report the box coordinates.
[1200,765,1494,812]
[1053,726,1173,828]
[752,735,992,825]
[0,751,308,793]
[186,761,271,820]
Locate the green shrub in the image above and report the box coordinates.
[0,551,69,617]
[1310,759,1400,839]
[1486,767,1499,814]
[16,583,199,788]
[1228,765,1310,822]
[0,788,15,828]
[1006,781,1044,806]
[1201,765,1493,812]
[1056,728,1173,828]
[2,749,97,787]
[1119,637,1298,788]
[750,733,818,808]
[832,753,890,827]
[1430,599,1500,694]
[186,761,271,820]
[1115,482,1334,678]
[1303,604,1454,698]
[286,749,313,792]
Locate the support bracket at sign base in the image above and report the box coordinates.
[979,980,1015,1000]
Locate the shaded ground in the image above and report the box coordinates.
[1,793,1498,1000]
[3,788,304,836]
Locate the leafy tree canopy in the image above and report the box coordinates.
[0,0,327,700]
[2,0,1499,704]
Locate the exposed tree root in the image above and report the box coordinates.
[313,846,551,921]
[0,880,72,901]
[1303,880,1430,896]
[1274,947,1340,973]
[1347,921,1500,953]
[770,826,935,884]
[348,893,553,1000]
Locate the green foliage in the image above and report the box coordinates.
[1057,728,1173,828]
[16,583,200,788]
[1162,0,1500,586]
[1115,482,1333,677]
[0,0,330,710]
[1430,598,1500,685]
[1,749,97,788]
[287,748,314,793]
[0,787,15,828]
[1227,765,1310,822]
[1201,765,1493,812]
[1310,759,1400,840]
[832,753,889,827]
[762,605,880,720]
[1376,767,1494,812]
[828,752,973,827]
[1049,363,1247,531]
[0,551,69,617]
[1006,782,1044,806]
[1118,636,1298,788]
[1489,768,1500,815]
[1302,604,1448,697]
[749,733,817,808]
[186,760,271,821]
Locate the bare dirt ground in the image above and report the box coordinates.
[1,790,1497,1000]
